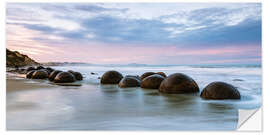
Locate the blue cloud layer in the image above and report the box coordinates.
[6,3,262,53]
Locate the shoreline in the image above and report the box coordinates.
[6,73,55,92]
[6,67,259,130]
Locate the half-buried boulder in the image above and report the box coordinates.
[68,70,83,80]
[119,76,141,88]
[157,72,167,78]
[141,74,165,89]
[26,70,35,79]
[140,72,156,80]
[31,70,48,79]
[26,66,35,72]
[48,70,62,81]
[159,73,199,94]
[126,75,141,81]
[200,82,241,100]
[40,69,51,75]
[46,67,54,73]
[54,72,76,83]
[101,70,123,84]
[36,66,45,70]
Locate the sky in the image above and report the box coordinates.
[6,3,261,65]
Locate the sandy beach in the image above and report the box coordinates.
[6,70,242,130]
[7,77,54,92]
[6,64,262,130]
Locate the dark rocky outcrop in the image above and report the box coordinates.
[200,82,241,100]
[68,70,83,81]
[48,70,62,81]
[141,74,165,89]
[119,76,141,88]
[26,70,36,79]
[26,67,36,72]
[54,72,76,83]
[6,49,39,67]
[159,73,199,94]
[101,70,123,84]
[91,72,98,75]
[31,70,48,79]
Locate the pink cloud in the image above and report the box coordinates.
[6,25,261,64]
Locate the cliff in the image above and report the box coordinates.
[6,49,39,67]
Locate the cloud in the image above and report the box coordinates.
[6,3,261,46]
[6,3,82,31]
[6,3,262,64]
[159,5,261,38]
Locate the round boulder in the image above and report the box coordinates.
[36,66,45,70]
[101,70,123,84]
[126,75,141,81]
[159,73,199,94]
[54,72,76,83]
[26,70,35,79]
[26,66,35,72]
[141,74,165,89]
[48,70,62,81]
[46,67,54,73]
[200,82,241,100]
[68,70,83,81]
[119,76,141,88]
[157,72,167,77]
[140,72,156,80]
[40,69,52,75]
[31,70,48,79]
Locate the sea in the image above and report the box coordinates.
[6,64,262,130]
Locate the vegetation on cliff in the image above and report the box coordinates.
[6,49,39,67]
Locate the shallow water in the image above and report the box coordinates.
[6,65,261,130]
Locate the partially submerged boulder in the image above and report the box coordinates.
[54,72,76,83]
[18,68,26,74]
[119,76,141,88]
[40,69,52,75]
[200,82,241,100]
[157,72,167,78]
[26,70,35,79]
[91,72,98,75]
[159,73,199,94]
[48,70,62,81]
[26,66,35,72]
[140,72,156,80]
[141,74,165,89]
[126,75,141,81]
[45,67,54,74]
[68,70,83,81]
[31,70,48,79]
[101,70,123,84]
[36,66,45,70]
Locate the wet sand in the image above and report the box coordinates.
[7,78,54,92]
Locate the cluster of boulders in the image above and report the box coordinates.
[9,67,241,100]
[23,66,83,83]
[100,70,241,100]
